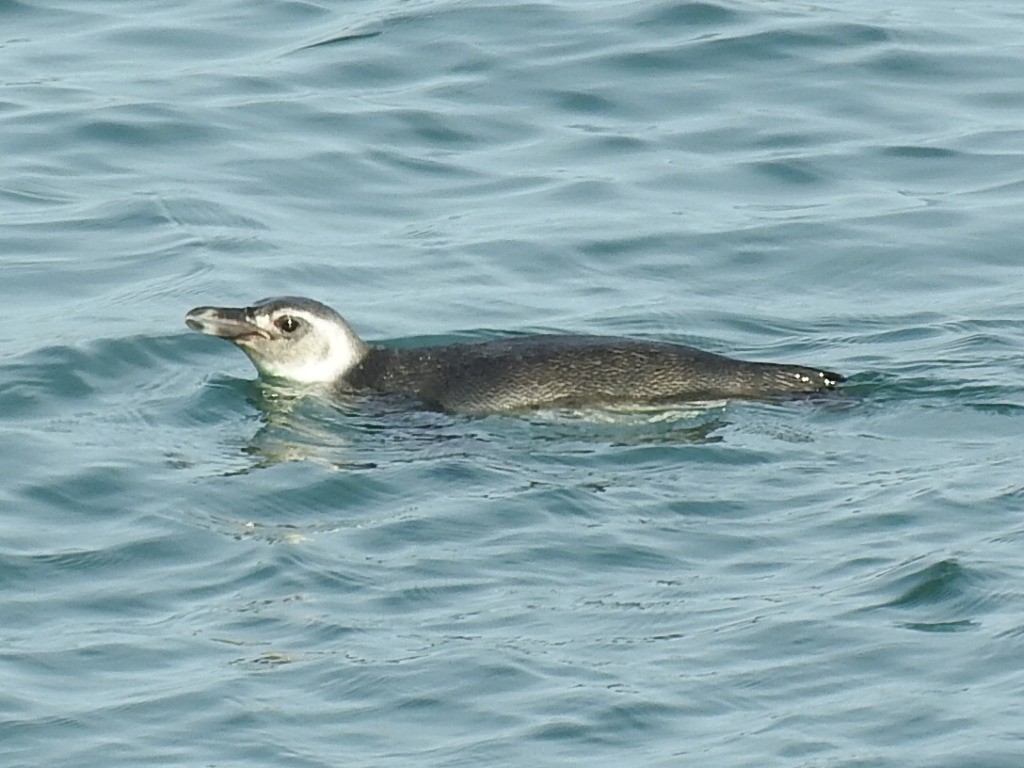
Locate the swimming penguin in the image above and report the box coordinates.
[185,296,844,414]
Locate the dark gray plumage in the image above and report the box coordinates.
[346,336,843,413]
[185,297,844,414]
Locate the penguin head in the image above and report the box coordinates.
[186,296,367,385]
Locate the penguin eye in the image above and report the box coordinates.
[275,315,300,334]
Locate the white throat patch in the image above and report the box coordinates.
[239,309,367,385]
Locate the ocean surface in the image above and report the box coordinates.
[3,1,1024,765]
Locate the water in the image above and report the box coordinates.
[3,1,1024,765]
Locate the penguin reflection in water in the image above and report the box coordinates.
[185,296,844,415]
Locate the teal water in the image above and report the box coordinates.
[4,1,1024,765]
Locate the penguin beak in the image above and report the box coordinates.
[185,306,270,341]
